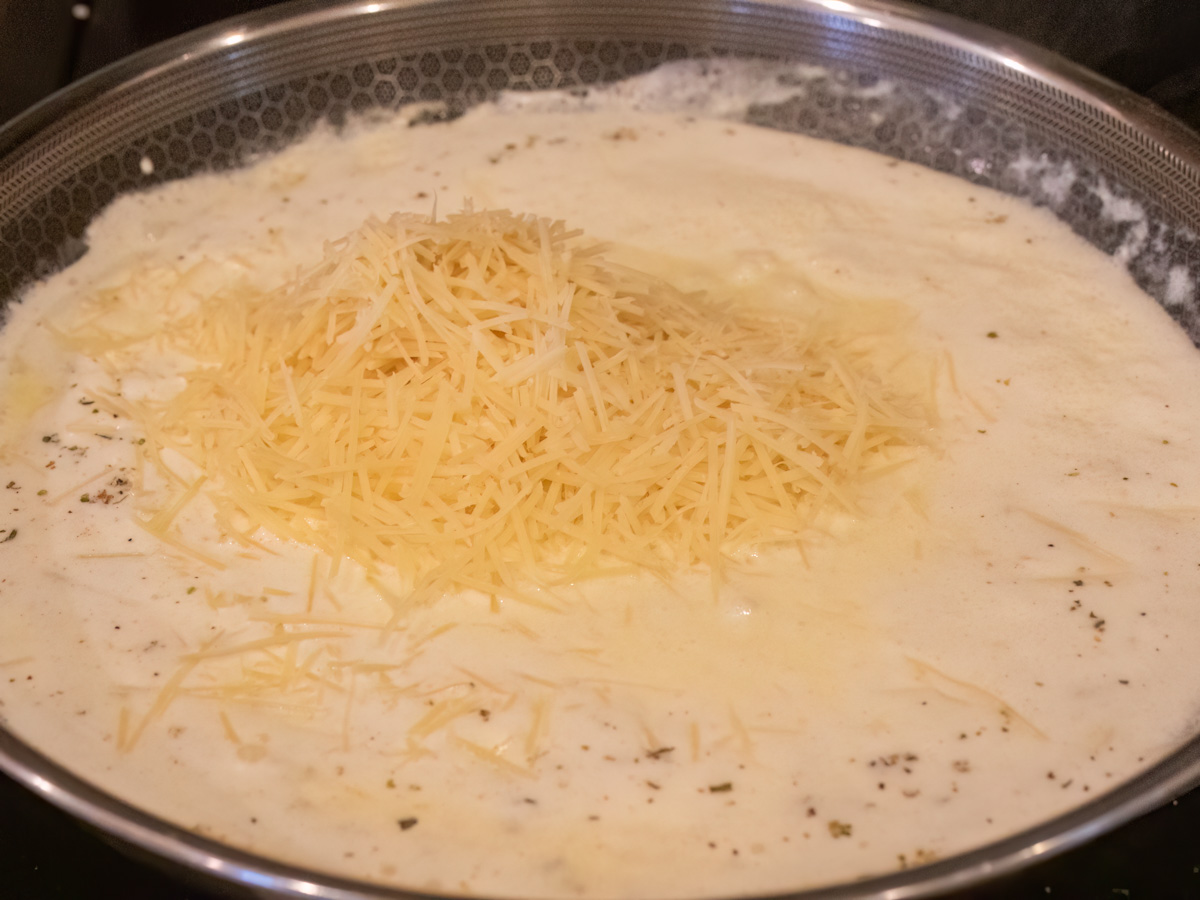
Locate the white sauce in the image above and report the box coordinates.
[2,73,1200,899]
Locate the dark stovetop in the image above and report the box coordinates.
[1,1,1199,898]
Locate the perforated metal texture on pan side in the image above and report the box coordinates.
[1,0,1199,340]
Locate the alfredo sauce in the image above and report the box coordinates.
[1,68,1199,898]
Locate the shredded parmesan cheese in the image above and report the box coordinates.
[70,209,926,604]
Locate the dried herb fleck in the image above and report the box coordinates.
[397,817,419,831]
[828,820,853,838]
[708,782,733,793]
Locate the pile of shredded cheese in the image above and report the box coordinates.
[73,209,927,603]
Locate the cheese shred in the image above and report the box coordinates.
[71,209,926,603]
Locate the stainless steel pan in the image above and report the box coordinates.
[3,2,1200,897]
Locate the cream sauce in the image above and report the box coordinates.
[2,84,1200,899]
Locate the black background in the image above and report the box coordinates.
[1,1,1200,897]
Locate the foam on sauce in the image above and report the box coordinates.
[2,73,1200,899]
